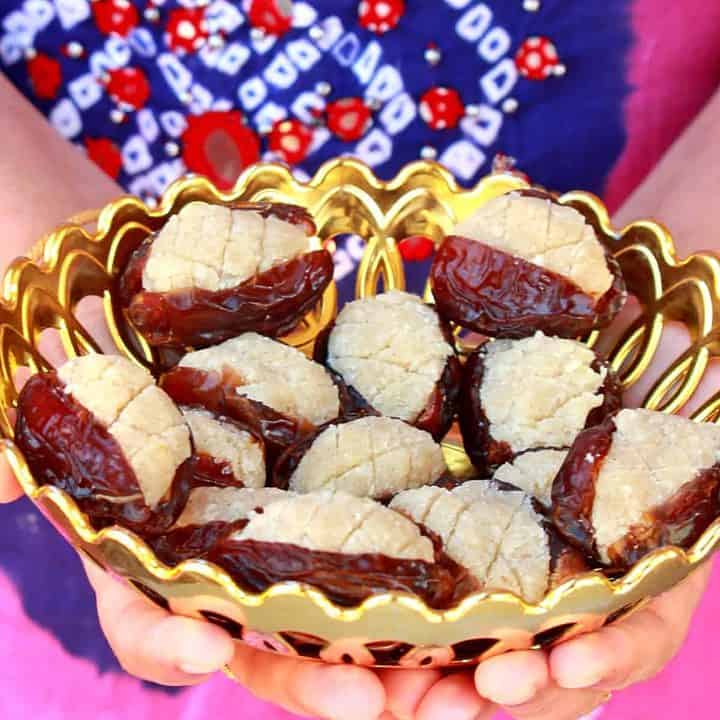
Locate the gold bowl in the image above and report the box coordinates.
[4,158,720,668]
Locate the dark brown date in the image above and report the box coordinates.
[546,523,593,587]
[252,202,317,235]
[191,452,245,489]
[430,235,626,338]
[161,366,313,470]
[330,369,381,421]
[118,202,317,304]
[459,344,621,476]
[149,519,248,565]
[458,346,513,476]
[122,250,333,350]
[118,203,317,300]
[587,357,623,427]
[15,372,191,535]
[207,537,478,609]
[151,503,477,608]
[550,421,614,559]
[414,356,463,441]
[271,425,322,491]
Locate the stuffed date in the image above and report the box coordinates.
[552,409,720,569]
[430,190,626,338]
[207,491,476,608]
[161,333,340,467]
[317,290,461,440]
[272,416,447,500]
[118,201,333,349]
[182,409,266,489]
[15,355,192,534]
[391,480,588,603]
[459,332,622,475]
[151,486,289,563]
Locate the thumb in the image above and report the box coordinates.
[82,555,235,685]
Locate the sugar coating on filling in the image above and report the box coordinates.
[453,192,613,297]
[481,332,605,453]
[175,486,289,527]
[493,449,568,508]
[142,202,310,293]
[58,355,190,508]
[327,290,454,423]
[180,333,339,426]
[235,491,434,561]
[592,409,720,563]
[391,480,550,602]
[182,409,265,489]
[289,416,447,498]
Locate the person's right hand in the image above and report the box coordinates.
[0,455,424,719]
[0,453,242,685]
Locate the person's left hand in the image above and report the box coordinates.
[371,560,710,720]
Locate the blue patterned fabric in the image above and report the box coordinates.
[1,0,630,199]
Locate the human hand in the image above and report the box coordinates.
[351,559,708,720]
[467,560,712,720]
[0,455,238,684]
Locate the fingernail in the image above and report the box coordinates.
[179,662,223,675]
[178,654,234,675]
[475,671,540,706]
[482,683,539,707]
[557,661,604,690]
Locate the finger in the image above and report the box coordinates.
[502,684,610,720]
[551,562,712,691]
[377,668,443,720]
[651,558,712,621]
[551,607,669,691]
[415,673,495,720]
[229,642,386,720]
[0,452,25,503]
[474,650,549,706]
[82,556,234,685]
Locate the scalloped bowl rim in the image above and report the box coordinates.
[2,160,719,625]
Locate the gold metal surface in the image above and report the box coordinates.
[3,159,720,668]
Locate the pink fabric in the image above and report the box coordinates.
[604,0,720,212]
